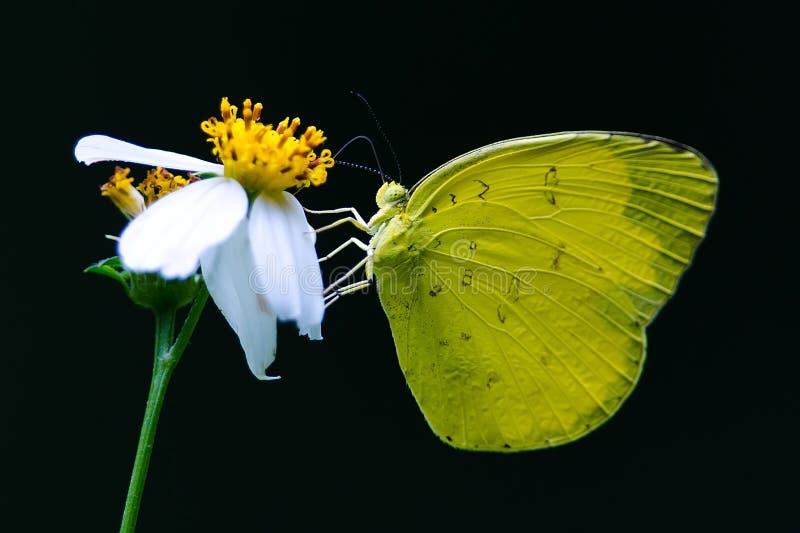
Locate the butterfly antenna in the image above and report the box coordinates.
[351,91,403,184]
[332,135,389,183]
[335,159,388,180]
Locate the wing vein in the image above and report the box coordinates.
[428,266,545,442]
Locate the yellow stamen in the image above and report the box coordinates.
[136,167,198,206]
[101,166,145,219]
[200,97,335,193]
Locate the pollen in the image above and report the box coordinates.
[201,97,335,193]
[136,167,199,206]
[101,166,145,219]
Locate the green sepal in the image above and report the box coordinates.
[85,256,202,312]
[194,172,219,179]
[84,256,131,293]
[128,273,202,312]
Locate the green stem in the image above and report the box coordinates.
[119,284,209,533]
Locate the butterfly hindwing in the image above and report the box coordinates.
[372,132,717,451]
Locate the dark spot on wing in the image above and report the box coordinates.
[439,339,449,346]
[474,179,490,201]
[445,435,453,442]
[551,249,562,270]
[460,332,471,341]
[432,238,442,249]
[432,206,438,213]
[545,166,558,186]
[544,166,558,205]
[497,305,506,324]
[503,443,511,449]
[449,193,456,205]
[462,269,473,287]
[429,285,443,297]
[504,273,529,302]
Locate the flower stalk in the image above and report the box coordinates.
[77,97,334,530]
[119,283,209,533]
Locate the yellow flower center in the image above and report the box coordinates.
[200,97,334,193]
[100,166,197,219]
[101,166,145,219]
[136,167,198,206]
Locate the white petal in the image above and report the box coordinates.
[74,135,224,174]
[201,221,280,380]
[305,223,317,245]
[248,192,324,339]
[299,323,323,340]
[119,178,247,278]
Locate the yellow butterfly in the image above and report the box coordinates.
[318,131,717,452]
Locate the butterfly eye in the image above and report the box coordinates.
[382,182,407,206]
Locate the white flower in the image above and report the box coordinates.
[75,98,335,379]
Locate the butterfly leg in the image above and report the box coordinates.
[323,255,369,295]
[304,207,369,233]
[324,279,372,308]
[318,237,370,263]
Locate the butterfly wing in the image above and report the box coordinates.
[372,132,717,451]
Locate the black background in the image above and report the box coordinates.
[8,2,796,532]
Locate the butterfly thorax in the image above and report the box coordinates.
[368,209,432,298]
[366,182,427,280]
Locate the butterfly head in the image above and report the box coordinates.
[366,181,408,234]
[375,181,408,209]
